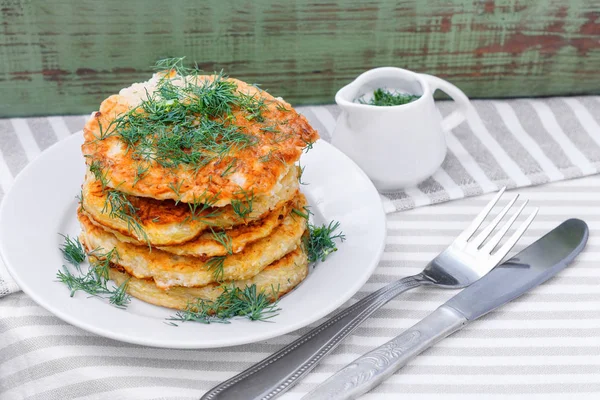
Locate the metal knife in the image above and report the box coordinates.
[301,218,588,400]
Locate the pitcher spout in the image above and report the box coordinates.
[335,67,428,115]
[334,81,360,111]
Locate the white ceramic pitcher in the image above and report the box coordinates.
[332,67,471,192]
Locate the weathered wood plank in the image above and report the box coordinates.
[0,0,599,117]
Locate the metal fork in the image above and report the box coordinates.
[201,188,538,400]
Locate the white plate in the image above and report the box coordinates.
[0,133,386,348]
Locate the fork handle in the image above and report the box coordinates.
[200,275,424,400]
[302,306,467,400]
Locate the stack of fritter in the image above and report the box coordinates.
[78,66,319,310]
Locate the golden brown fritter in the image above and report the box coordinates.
[85,192,301,258]
[80,166,299,245]
[155,195,299,257]
[82,73,318,205]
[107,247,308,311]
[78,193,308,289]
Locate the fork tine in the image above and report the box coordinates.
[455,186,506,243]
[481,200,528,254]
[488,208,539,266]
[469,194,519,248]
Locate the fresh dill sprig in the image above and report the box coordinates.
[302,139,314,153]
[360,88,420,106]
[96,118,118,141]
[305,221,346,263]
[186,192,222,222]
[57,267,112,297]
[275,103,290,112]
[238,92,266,122]
[231,190,254,219]
[103,190,149,244]
[270,131,292,144]
[167,284,280,325]
[109,280,132,309]
[220,159,237,177]
[292,207,311,220]
[168,181,184,204]
[89,160,109,189]
[59,234,86,266]
[153,57,189,75]
[258,151,272,163]
[56,243,131,308]
[260,124,279,133]
[210,228,233,255]
[298,163,307,185]
[88,247,120,282]
[76,188,85,206]
[206,256,226,281]
[132,164,149,186]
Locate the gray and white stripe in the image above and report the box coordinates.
[387,96,598,211]
[2,177,600,399]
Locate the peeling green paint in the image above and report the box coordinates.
[0,0,598,117]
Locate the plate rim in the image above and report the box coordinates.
[0,132,386,348]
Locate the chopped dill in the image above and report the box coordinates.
[103,190,149,244]
[206,256,226,281]
[305,221,346,263]
[132,164,149,186]
[88,247,120,281]
[153,57,189,75]
[186,192,222,222]
[273,153,288,166]
[258,151,272,163]
[167,284,280,325]
[260,124,279,133]
[210,228,233,255]
[298,163,307,185]
[96,118,117,141]
[109,281,132,309]
[238,92,266,122]
[57,267,109,297]
[302,139,314,153]
[89,160,109,189]
[102,58,269,174]
[59,234,86,266]
[270,131,292,145]
[220,159,237,177]
[56,240,131,308]
[231,190,254,219]
[359,88,420,106]
[275,103,290,112]
[168,181,184,204]
[292,207,310,220]
[76,189,85,211]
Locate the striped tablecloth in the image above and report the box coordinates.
[2,98,600,399]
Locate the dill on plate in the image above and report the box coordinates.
[305,221,346,263]
[59,234,86,266]
[56,236,131,309]
[167,284,281,325]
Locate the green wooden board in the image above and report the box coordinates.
[1,0,599,117]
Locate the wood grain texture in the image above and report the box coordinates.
[1,0,599,117]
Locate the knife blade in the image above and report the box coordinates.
[302,218,588,400]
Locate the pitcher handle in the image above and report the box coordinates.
[420,74,471,132]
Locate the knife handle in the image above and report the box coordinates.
[302,306,467,400]
[201,276,424,400]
